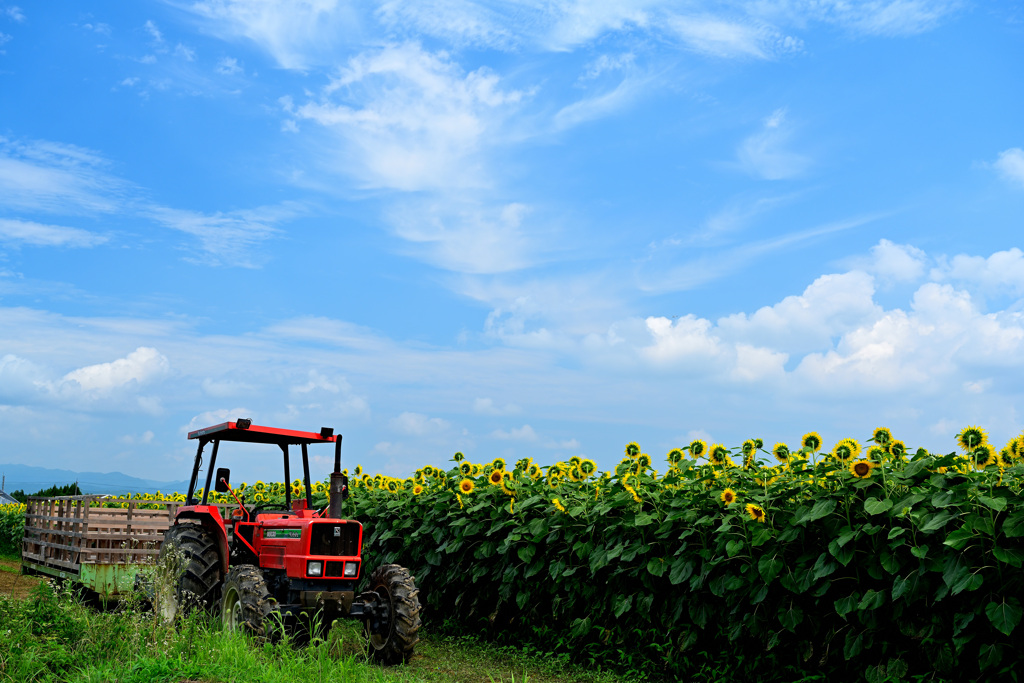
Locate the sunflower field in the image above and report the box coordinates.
[339,426,1024,681]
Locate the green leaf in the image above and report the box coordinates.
[844,631,864,660]
[920,511,955,533]
[802,498,837,524]
[836,527,859,547]
[758,554,783,584]
[669,558,694,585]
[931,491,956,508]
[634,511,656,526]
[613,594,633,619]
[834,594,858,619]
[858,589,885,610]
[726,539,744,557]
[828,538,855,566]
[943,527,974,550]
[778,603,804,632]
[750,525,774,547]
[910,545,928,559]
[864,497,894,515]
[992,546,1024,568]
[517,544,536,564]
[986,599,1023,636]
[977,495,1007,512]
[892,573,913,601]
[902,458,931,478]
[1002,513,1024,538]
[887,527,907,540]
[646,557,667,577]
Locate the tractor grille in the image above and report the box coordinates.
[309,522,360,557]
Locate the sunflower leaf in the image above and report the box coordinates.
[778,603,804,632]
[669,557,694,585]
[517,544,536,564]
[834,594,859,619]
[977,495,1007,512]
[803,498,837,524]
[943,527,974,550]
[646,557,667,577]
[758,554,783,584]
[985,599,1023,636]
[844,631,864,660]
[992,546,1024,568]
[1002,513,1024,538]
[858,588,886,610]
[920,511,955,533]
[864,497,894,515]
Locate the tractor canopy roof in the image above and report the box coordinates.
[187,420,339,446]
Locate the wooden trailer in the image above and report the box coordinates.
[21,495,232,598]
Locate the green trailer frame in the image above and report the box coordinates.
[21,495,232,599]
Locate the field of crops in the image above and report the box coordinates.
[3,426,1024,681]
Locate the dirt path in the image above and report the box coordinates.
[0,555,43,600]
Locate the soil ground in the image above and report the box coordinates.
[0,554,43,600]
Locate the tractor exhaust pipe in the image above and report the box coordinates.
[329,434,347,519]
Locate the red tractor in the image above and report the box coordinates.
[159,419,420,663]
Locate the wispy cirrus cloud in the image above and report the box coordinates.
[735,107,811,180]
[0,218,107,248]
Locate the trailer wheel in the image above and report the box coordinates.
[365,563,422,664]
[158,522,223,621]
[220,565,283,642]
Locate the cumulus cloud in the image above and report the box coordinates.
[491,424,537,441]
[390,411,450,436]
[0,218,107,248]
[473,397,521,415]
[992,148,1024,189]
[930,247,1024,297]
[62,347,170,392]
[216,56,242,75]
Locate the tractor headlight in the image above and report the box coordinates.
[343,562,358,577]
[307,561,323,577]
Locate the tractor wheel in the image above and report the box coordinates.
[220,565,283,642]
[365,563,422,664]
[158,522,223,621]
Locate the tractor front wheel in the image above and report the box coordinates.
[158,522,222,622]
[365,563,422,664]
[220,565,283,642]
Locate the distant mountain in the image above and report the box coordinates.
[0,463,191,496]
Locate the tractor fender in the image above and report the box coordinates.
[174,507,230,575]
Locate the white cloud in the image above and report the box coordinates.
[0,218,107,248]
[665,14,802,59]
[285,42,526,191]
[120,430,155,445]
[579,53,635,81]
[180,0,357,70]
[491,424,537,441]
[144,19,164,44]
[930,247,1024,297]
[545,437,580,450]
[863,238,927,283]
[175,43,197,61]
[736,107,810,180]
[5,6,25,22]
[120,77,140,87]
[147,202,300,267]
[376,0,516,50]
[62,347,170,392]
[992,148,1024,189]
[292,370,343,394]
[0,136,126,214]
[183,408,254,434]
[473,397,521,415]
[390,411,450,436]
[387,199,537,274]
[217,56,242,75]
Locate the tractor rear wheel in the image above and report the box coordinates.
[365,563,422,664]
[220,565,282,642]
[158,522,223,621]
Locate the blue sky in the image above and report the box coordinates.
[0,0,1022,486]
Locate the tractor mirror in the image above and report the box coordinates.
[341,474,349,500]
[215,468,231,493]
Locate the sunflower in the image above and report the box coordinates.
[867,446,886,463]
[459,462,473,476]
[253,480,266,492]
[753,438,764,450]
[850,459,873,479]
[491,457,506,472]
[832,440,855,462]
[625,442,641,459]
[552,497,566,512]
[872,427,893,447]
[998,449,1014,469]
[252,491,266,503]
[708,444,729,466]
[473,464,483,476]
[745,504,766,522]
[413,484,424,496]
[579,459,597,477]
[637,453,652,469]
[689,440,707,458]
[453,451,465,462]
[1006,436,1023,460]
[972,444,996,469]
[459,479,475,494]
[957,426,987,452]
[888,440,907,460]
[548,475,562,489]
[548,463,566,478]
[742,440,756,457]
[667,448,684,466]
[292,485,302,496]
[488,470,505,486]
[802,432,822,453]
[720,488,737,505]
[527,463,543,480]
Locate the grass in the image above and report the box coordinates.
[0,552,42,600]
[0,574,641,683]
